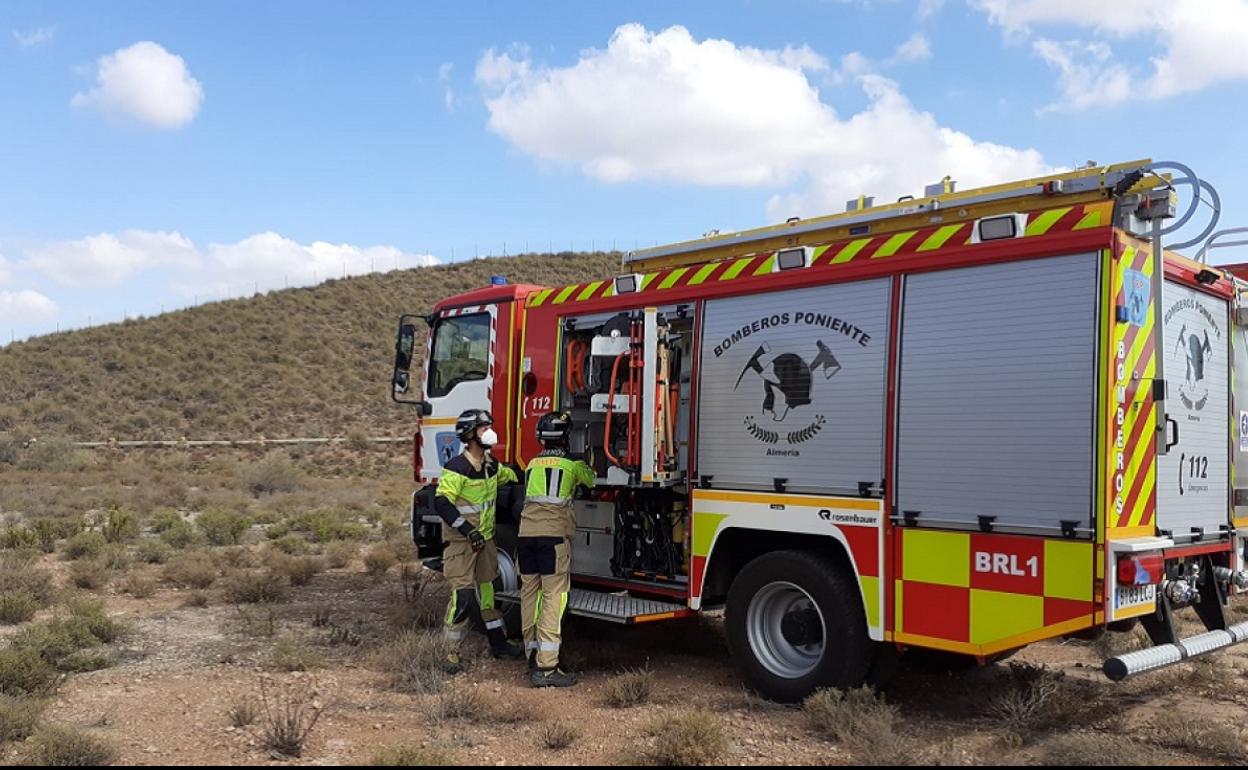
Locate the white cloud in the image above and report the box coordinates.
[198,233,438,296]
[0,290,58,323]
[972,0,1248,109]
[0,255,11,284]
[13,26,55,48]
[71,41,204,128]
[888,33,932,64]
[22,229,437,298]
[476,24,1050,219]
[24,230,197,287]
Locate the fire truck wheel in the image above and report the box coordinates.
[726,549,872,703]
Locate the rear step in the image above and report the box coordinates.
[497,587,693,624]
[1104,620,1248,681]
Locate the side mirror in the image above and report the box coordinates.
[391,315,433,414]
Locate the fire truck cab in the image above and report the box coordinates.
[392,160,1248,702]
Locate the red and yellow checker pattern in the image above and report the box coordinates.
[893,529,1094,655]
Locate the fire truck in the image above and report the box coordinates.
[391,160,1248,702]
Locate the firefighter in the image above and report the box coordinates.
[519,410,596,687]
[434,408,524,672]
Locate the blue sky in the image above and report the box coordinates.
[2,0,1247,341]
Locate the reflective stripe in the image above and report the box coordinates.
[539,641,561,652]
[526,641,539,652]
[457,504,482,514]
[444,628,465,641]
[484,619,504,630]
[450,516,466,529]
[526,495,571,505]
[479,582,495,611]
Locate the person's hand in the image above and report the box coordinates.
[467,529,486,552]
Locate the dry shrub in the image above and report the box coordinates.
[258,677,324,758]
[632,711,727,766]
[604,668,654,708]
[804,687,915,765]
[372,630,452,695]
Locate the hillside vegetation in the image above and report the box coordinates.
[0,252,618,442]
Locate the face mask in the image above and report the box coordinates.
[479,428,499,447]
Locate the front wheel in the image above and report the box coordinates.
[725,549,874,703]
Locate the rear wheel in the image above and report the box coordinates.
[725,549,874,703]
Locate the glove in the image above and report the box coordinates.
[466,528,486,552]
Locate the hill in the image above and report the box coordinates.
[0,252,619,442]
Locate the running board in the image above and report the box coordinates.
[496,587,694,624]
[1104,620,1248,681]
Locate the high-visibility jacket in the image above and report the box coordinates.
[434,450,518,542]
[519,450,596,539]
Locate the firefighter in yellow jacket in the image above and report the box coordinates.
[519,411,596,687]
[434,409,524,672]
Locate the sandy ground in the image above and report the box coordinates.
[6,557,1248,766]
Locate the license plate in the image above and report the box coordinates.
[1114,583,1156,610]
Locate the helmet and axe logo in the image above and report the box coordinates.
[1175,322,1213,412]
[735,340,841,446]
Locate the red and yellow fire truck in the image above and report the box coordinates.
[391,160,1248,701]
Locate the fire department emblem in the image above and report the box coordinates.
[735,340,841,444]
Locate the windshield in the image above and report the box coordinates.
[428,312,490,397]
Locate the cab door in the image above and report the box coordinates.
[420,305,497,480]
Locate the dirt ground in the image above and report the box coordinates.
[6,551,1248,766]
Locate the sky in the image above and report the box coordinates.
[2,0,1248,342]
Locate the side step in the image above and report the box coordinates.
[1104,620,1248,680]
[497,587,694,624]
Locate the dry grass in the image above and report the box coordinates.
[324,540,359,569]
[631,711,728,766]
[984,663,1105,737]
[1146,720,1248,761]
[258,677,325,759]
[222,570,288,604]
[0,591,39,625]
[370,743,457,766]
[228,697,259,728]
[1037,732,1158,766]
[21,724,118,766]
[603,668,655,708]
[364,544,398,577]
[68,558,110,590]
[0,694,47,743]
[542,722,579,750]
[372,630,453,695]
[121,572,158,599]
[162,551,218,589]
[271,554,325,586]
[427,686,533,725]
[269,637,325,672]
[804,687,915,765]
[62,531,107,561]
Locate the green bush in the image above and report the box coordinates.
[30,519,78,553]
[0,649,59,697]
[0,591,39,624]
[160,518,196,549]
[223,570,288,604]
[19,439,92,473]
[102,507,140,543]
[11,599,125,671]
[0,435,21,466]
[0,527,39,551]
[324,540,358,569]
[269,534,312,555]
[197,509,251,546]
[135,539,174,564]
[364,544,398,577]
[148,510,183,533]
[62,530,107,561]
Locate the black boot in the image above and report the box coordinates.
[531,667,578,688]
[487,627,524,659]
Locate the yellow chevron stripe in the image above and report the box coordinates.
[638,273,658,292]
[552,285,578,304]
[871,231,917,258]
[602,282,616,298]
[916,224,963,252]
[719,256,754,281]
[1074,209,1103,230]
[688,262,720,286]
[657,267,689,290]
[830,238,872,265]
[811,244,832,264]
[576,280,604,302]
[752,255,777,275]
[529,288,554,307]
[1127,460,1157,528]
[1024,206,1072,237]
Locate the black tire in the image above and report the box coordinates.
[725,549,874,703]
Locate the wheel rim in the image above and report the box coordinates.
[496,550,519,593]
[746,581,826,679]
